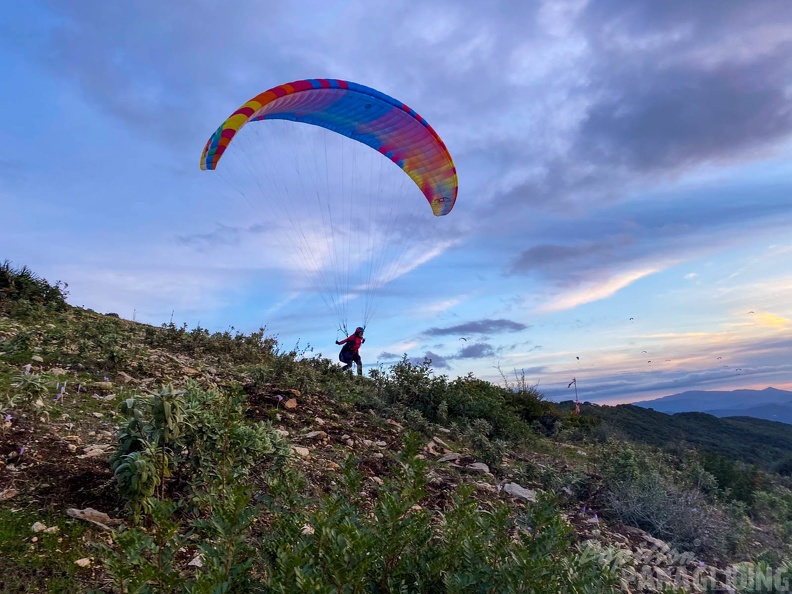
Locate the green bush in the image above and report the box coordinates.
[260,437,621,593]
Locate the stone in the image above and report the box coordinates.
[93,381,113,390]
[475,482,497,493]
[0,488,19,501]
[438,453,461,463]
[75,558,91,568]
[81,446,106,458]
[314,417,325,425]
[305,431,327,440]
[375,440,387,448]
[188,554,203,568]
[423,441,439,455]
[274,429,289,438]
[32,522,47,532]
[465,462,490,474]
[346,439,354,447]
[49,367,68,376]
[116,371,135,383]
[293,446,310,458]
[284,398,298,409]
[67,507,121,529]
[31,355,44,363]
[432,436,450,450]
[503,483,536,502]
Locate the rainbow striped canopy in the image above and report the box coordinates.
[200,79,458,216]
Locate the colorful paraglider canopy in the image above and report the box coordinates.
[200,78,458,216]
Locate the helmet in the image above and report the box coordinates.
[355,327,364,334]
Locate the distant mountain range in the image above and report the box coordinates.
[633,387,792,425]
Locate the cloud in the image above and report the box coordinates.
[457,343,496,359]
[536,266,661,313]
[425,318,528,336]
[377,351,401,360]
[415,351,450,370]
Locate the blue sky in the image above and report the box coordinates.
[3,0,792,404]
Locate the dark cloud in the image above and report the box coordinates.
[425,318,528,336]
[377,351,401,360]
[414,351,450,370]
[457,343,496,359]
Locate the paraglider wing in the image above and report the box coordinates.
[200,79,458,216]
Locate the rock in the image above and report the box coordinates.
[475,482,498,493]
[68,444,77,453]
[0,488,19,501]
[292,446,310,458]
[274,429,289,438]
[363,439,374,447]
[314,417,325,425]
[432,436,450,450]
[345,439,354,447]
[67,507,121,530]
[284,398,298,410]
[93,381,113,391]
[369,476,384,486]
[436,426,451,434]
[423,441,440,455]
[31,355,44,363]
[75,558,91,568]
[465,462,490,474]
[44,526,59,534]
[385,419,404,430]
[32,522,47,533]
[327,462,341,471]
[375,440,387,448]
[372,452,384,459]
[116,371,135,384]
[438,453,461,463]
[188,554,203,568]
[340,434,350,440]
[305,431,327,440]
[65,435,82,444]
[503,483,537,502]
[49,367,68,376]
[92,412,104,418]
[80,445,106,458]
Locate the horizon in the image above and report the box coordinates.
[3,1,792,404]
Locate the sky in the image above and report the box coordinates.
[2,0,792,404]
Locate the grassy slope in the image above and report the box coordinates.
[2,275,791,592]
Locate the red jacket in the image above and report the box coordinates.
[338,333,365,354]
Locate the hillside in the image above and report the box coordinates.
[2,262,792,593]
[572,402,792,470]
